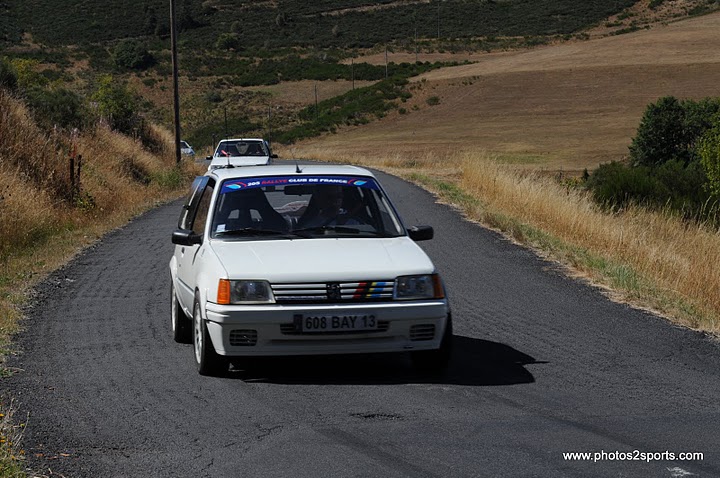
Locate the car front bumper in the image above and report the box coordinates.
[204,300,449,356]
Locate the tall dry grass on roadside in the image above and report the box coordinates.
[0,91,71,257]
[0,89,200,337]
[282,144,720,333]
[458,152,720,332]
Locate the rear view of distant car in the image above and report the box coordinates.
[207,138,277,170]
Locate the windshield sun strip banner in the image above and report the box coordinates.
[220,176,379,194]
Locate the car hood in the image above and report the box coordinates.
[209,237,435,282]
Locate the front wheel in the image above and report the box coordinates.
[171,282,191,344]
[193,296,227,377]
[411,314,453,374]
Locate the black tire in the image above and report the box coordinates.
[192,295,228,377]
[171,282,192,344]
[412,314,453,374]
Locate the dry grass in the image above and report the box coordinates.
[295,11,720,173]
[457,153,720,332]
[0,400,25,477]
[0,90,204,472]
[281,144,720,334]
[0,91,201,337]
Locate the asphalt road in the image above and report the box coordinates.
[4,170,720,477]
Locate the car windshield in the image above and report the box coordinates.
[210,175,405,239]
[214,140,267,157]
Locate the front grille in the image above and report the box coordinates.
[229,329,258,346]
[272,280,395,303]
[409,324,435,341]
[280,321,390,335]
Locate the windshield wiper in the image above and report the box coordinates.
[215,227,295,238]
[293,225,361,236]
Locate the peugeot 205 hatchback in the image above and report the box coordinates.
[205,138,277,170]
[169,164,451,376]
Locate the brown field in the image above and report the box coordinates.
[290,11,720,173]
[244,79,376,107]
[280,11,720,333]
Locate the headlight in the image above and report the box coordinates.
[394,274,445,300]
[217,279,275,304]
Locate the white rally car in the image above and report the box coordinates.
[169,164,451,376]
[205,138,277,170]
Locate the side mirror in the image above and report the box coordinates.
[205,155,212,161]
[407,225,433,241]
[172,229,202,246]
[271,153,279,159]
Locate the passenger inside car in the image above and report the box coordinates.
[213,188,289,234]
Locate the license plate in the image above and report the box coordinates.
[294,314,378,333]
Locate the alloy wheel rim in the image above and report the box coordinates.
[171,286,177,333]
[194,308,203,364]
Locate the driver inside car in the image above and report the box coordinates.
[298,185,363,228]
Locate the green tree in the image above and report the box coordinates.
[629,96,686,167]
[629,96,720,167]
[92,75,139,134]
[699,119,720,199]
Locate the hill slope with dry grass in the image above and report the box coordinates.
[289,10,720,173]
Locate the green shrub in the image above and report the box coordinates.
[215,33,239,51]
[9,58,48,90]
[587,160,713,219]
[205,91,223,103]
[587,162,660,208]
[426,96,440,106]
[25,87,86,130]
[151,167,185,190]
[113,39,154,70]
[649,0,666,9]
[0,58,17,91]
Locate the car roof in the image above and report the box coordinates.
[207,164,376,181]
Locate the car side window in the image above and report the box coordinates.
[179,176,208,230]
[191,183,214,235]
[178,176,213,232]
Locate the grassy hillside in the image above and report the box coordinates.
[4,0,637,49]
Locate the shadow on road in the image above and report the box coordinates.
[226,335,543,386]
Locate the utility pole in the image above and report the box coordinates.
[437,0,441,40]
[385,45,388,79]
[415,26,418,63]
[224,107,228,138]
[314,83,318,121]
[170,0,181,165]
[351,58,355,90]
